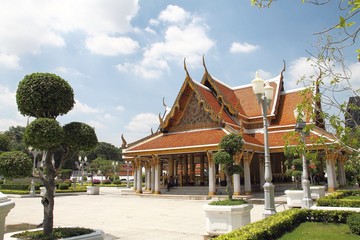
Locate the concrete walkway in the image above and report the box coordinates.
[4,187,288,240]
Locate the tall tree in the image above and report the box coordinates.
[0,133,10,153]
[85,142,122,161]
[4,126,26,151]
[16,73,98,236]
[214,133,243,200]
[0,151,32,179]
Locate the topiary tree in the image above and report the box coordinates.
[0,133,11,153]
[0,151,32,179]
[214,133,244,200]
[16,73,98,236]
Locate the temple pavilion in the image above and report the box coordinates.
[122,59,345,195]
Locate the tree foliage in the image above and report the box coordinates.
[24,118,64,151]
[85,142,122,161]
[63,122,98,152]
[0,133,11,153]
[89,157,113,177]
[0,151,32,178]
[4,126,26,151]
[214,133,244,200]
[16,73,75,119]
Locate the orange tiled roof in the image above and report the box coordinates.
[125,128,228,154]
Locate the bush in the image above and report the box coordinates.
[209,199,247,206]
[82,176,87,182]
[58,183,70,190]
[113,179,122,185]
[0,179,4,184]
[63,179,72,186]
[102,179,111,184]
[317,190,360,207]
[92,179,100,185]
[347,213,360,235]
[0,184,29,190]
[59,169,73,180]
[12,227,94,240]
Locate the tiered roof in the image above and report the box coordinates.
[123,60,333,157]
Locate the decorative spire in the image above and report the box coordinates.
[184,58,190,78]
[280,60,286,92]
[121,134,127,148]
[202,54,208,74]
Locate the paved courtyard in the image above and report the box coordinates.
[5,187,287,240]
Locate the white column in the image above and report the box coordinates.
[326,157,337,192]
[151,164,155,193]
[136,160,142,193]
[233,174,240,195]
[244,155,251,194]
[154,157,161,194]
[207,152,216,196]
[146,164,151,191]
[133,160,137,191]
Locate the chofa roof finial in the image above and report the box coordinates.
[202,54,208,73]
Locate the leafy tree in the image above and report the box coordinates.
[89,157,113,179]
[4,126,26,151]
[85,142,122,161]
[0,133,11,153]
[214,133,243,200]
[16,72,97,236]
[0,151,32,178]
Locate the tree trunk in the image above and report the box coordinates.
[41,151,56,236]
[224,165,233,200]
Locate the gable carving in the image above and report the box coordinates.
[169,93,219,132]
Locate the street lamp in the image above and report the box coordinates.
[112,161,118,182]
[125,160,130,188]
[251,72,276,218]
[28,146,41,196]
[294,109,313,209]
[77,156,87,186]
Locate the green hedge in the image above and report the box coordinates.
[317,190,360,207]
[0,183,41,191]
[215,209,354,240]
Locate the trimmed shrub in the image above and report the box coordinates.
[102,179,111,185]
[0,184,29,190]
[63,179,72,186]
[347,213,360,235]
[58,183,69,190]
[82,176,87,182]
[209,199,247,206]
[113,179,122,185]
[92,179,100,185]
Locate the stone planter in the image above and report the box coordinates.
[0,192,15,240]
[284,190,303,208]
[86,186,100,195]
[203,203,253,236]
[310,186,325,199]
[4,228,104,240]
[285,186,326,208]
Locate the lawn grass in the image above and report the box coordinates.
[278,222,359,240]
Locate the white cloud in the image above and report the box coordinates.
[230,42,259,54]
[0,53,20,70]
[0,0,139,68]
[349,62,360,90]
[0,85,16,109]
[87,120,106,130]
[125,113,159,132]
[55,66,84,76]
[145,27,156,35]
[72,99,101,114]
[286,57,317,89]
[85,34,139,56]
[117,5,215,79]
[115,105,125,112]
[158,5,189,24]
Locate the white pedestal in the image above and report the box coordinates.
[0,192,15,240]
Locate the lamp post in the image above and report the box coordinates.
[28,146,41,196]
[77,156,87,186]
[294,109,313,209]
[251,72,276,218]
[112,161,118,183]
[125,160,130,188]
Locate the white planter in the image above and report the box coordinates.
[0,192,15,240]
[285,186,326,208]
[86,186,100,195]
[285,190,303,208]
[203,203,253,236]
[310,186,325,199]
[4,228,104,240]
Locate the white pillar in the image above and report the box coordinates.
[154,157,161,194]
[136,160,142,193]
[233,174,241,195]
[244,156,251,194]
[151,164,155,193]
[146,165,151,191]
[0,193,15,240]
[207,152,216,196]
[326,157,337,192]
[133,161,137,191]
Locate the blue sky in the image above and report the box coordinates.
[0,0,358,147]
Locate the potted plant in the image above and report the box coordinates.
[203,133,253,236]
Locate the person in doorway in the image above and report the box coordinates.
[167,176,174,191]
